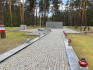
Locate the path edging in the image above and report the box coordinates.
[62,31,79,70]
[64,28,83,34]
[0,33,49,63]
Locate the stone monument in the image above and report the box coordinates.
[46,22,63,29]
[20,25,26,30]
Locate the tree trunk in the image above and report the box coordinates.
[83,0,87,31]
[32,9,34,26]
[36,8,37,26]
[74,12,77,29]
[21,0,24,25]
[10,0,12,27]
[20,0,22,25]
[20,0,21,17]
[43,0,47,27]
[43,11,46,26]
[80,0,84,31]
[33,0,36,26]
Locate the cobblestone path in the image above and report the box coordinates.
[0,29,70,70]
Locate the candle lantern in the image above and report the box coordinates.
[26,37,30,43]
[63,31,66,34]
[65,34,67,39]
[78,58,88,70]
[68,39,72,46]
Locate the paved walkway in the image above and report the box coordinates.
[63,28,81,34]
[0,29,70,70]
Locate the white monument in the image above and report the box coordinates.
[20,25,27,30]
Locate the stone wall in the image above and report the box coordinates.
[46,22,63,29]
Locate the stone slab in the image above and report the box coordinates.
[63,28,82,34]
[25,29,51,36]
[62,31,79,70]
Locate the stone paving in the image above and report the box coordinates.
[25,29,50,36]
[63,28,81,34]
[0,29,70,70]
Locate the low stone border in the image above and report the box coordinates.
[62,32,79,70]
[64,28,83,34]
[0,33,49,63]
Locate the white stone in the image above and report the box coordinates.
[26,37,30,43]
[78,65,88,70]
[20,25,26,30]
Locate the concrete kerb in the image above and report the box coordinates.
[64,28,83,34]
[62,31,88,70]
[62,32,79,70]
[0,32,49,63]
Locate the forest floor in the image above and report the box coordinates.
[0,27,38,55]
[68,33,93,70]
[67,26,93,31]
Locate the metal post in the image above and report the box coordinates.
[68,39,72,46]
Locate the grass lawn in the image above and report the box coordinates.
[67,26,93,31]
[27,26,40,29]
[5,26,40,31]
[5,27,21,31]
[0,31,37,55]
[68,33,93,70]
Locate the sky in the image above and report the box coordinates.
[24,0,68,17]
[47,0,67,17]
[59,0,67,11]
[21,0,68,17]
[63,0,67,4]
[22,0,67,5]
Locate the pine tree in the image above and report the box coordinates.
[39,0,50,26]
[52,0,61,21]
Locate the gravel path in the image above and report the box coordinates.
[0,29,70,70]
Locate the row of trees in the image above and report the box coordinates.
[1,0,93,28]
[63,0,93,31]
[0,0,62,38]
[49,0,93,31]
[0,0,62,27]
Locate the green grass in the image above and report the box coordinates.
[68,33,93,70]
[0,32,37,54]
[5,26,40,31]
[27,26,40,29]
[67,26,93,31]
[0,26,40,54]
[5,27,21,31]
